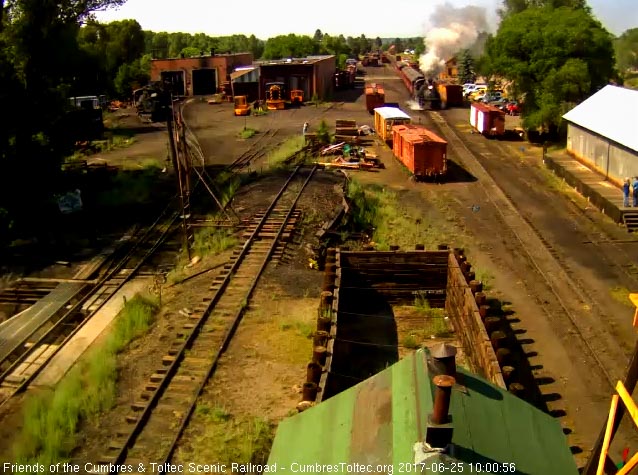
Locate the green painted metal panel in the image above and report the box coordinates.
[350,368,394,467]
[458,372,516,463]
[267,349,578,475]
[267,381,356,472]
[391,353,427,470]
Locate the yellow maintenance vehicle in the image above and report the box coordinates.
[265,82,286,110]
[234,95,251,116]
[290,89,304,105]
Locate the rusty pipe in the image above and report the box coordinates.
[432,374,455,425]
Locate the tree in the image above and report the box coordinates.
[262,34,318,59]
[0,0,125,240]
[615,28,638,73]
[169,32,190,58]
[457,50,476,84]
[485,6,614,133]
[313,29,323,42]
[180,46,200,57]
[375,37,382,49]
[393,38,404,53]
[151,32,169,58]
[498,0,590,18]
[114,55,150,98]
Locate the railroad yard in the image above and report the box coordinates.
[2,58,638,473]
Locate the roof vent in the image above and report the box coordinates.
[428,343,457,377]
[425,374,455,448]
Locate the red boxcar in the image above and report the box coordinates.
[469,102,505,137]
[391,125,447,180]
[365,83,385,114]
[437,84,463,108]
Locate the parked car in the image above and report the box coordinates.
[506,101,521,115]
[465,84,486,97]
[489,97,510,108]
[462,83,475,94]
[481,91,504,103]
[468,86,488,100]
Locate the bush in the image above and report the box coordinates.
[316,119,331,145]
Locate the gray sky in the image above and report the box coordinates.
[94,0,637,38]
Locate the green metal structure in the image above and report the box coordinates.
[267,348,578,474]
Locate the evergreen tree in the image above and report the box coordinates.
[458,49,476,84]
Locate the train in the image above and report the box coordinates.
[470,102,505,137]
[391,124,447,181]
[395,62,441,110]
[334,64,356,90]
[364,83,385,114]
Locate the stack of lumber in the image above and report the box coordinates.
[335,119,358,137]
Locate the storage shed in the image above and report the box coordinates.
[562,85,638,186]
[374,106,411,144]
[267,348,578,475]
[470,102,505,137]
[257,55,336,102]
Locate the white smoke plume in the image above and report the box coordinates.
[419,3,488,76]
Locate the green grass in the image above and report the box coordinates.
[610,286,633,307]
[183,405,274,465]
[345,180,459,250]
[474,268,494,291]
[624,77,638,90]
[193,227,237,258]
[13,294,159,464]
[167,225,238,285]
[96,164,164,208]
[279,320,314,339]
[238,128,257,139]
[267,136,306,170]
[414,292,451,338]
[401,335,420,349]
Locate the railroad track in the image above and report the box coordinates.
[88,164,317,473]
[0,204,181,408]
[429,110,627,388]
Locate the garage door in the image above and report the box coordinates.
[192,68,217,95]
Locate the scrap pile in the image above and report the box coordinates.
[316,142,382,170]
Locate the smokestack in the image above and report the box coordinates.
[426,374,455,448]
[428,343,457,377]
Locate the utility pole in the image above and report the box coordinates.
[166,96,192,261]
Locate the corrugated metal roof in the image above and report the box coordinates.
[562,85,638,152]
[375,107,411,120]
[230,67,258,81]
[268,348,578,474]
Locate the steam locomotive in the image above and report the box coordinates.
[396,62,441,110]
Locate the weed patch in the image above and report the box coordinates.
[183,405,274,465]
[414,292,451,338]
[193,227,237,258]
[345,180,458,250]
[239,128,257,139]
[610,286,633,307]
[96,165,163,208]
[267,136,305,170]
[474,268,494,291]
[13,294,159,464]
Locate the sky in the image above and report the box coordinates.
[94,0,638,38]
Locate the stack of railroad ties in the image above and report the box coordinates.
[316,119,382,171]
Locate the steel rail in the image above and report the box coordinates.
[429,110,617,388]
[103,164,315,472]
[0,210,180,409]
